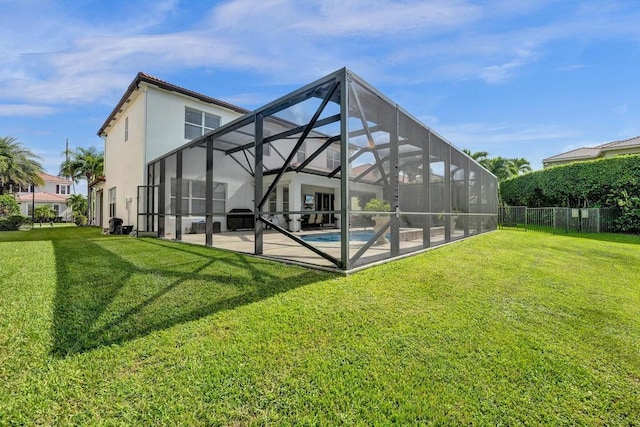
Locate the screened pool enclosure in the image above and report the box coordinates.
[139,68,498,271]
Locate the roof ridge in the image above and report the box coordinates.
[596,135,640,148]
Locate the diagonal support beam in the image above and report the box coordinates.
[350,83,391,193]
[257,216,340,266]
[229,153,254,176]
[258,80,340,210]
[349,219,391,266]
[295,135,341,172]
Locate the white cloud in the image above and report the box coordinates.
[1,0,640,108]
[0,104,57,116]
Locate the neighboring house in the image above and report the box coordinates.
[14,172,74,221]
[543,135,640,168]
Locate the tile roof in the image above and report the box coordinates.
[597,135,640,149]
[39,172,72,184]
[15,192,69,203]
[543,135,640,163]
[98,72,249,137]
[543,147,600,162]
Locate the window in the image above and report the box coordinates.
[327,148,340,170]
[268,190,276,213]
[296,141,306,163]
[170,178,226,214]
[58,185,69,195]
[53,204,60,217]
[282,187,289,216]
[185,107,221,140]
[125,116,129,142]
[108,187,116,217]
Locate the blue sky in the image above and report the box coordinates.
[2,0,640,180]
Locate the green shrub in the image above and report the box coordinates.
[0,215,30,231]
[611,190,640,234]
[500,155,640,208]
[74,214,88,226]
[499,155,640,233]
[0,194,20,217]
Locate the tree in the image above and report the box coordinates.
[485,157,518,181]
[34,204,55,225]
[464,149,533,182]
[463,149,490,168]
[0,136,44,194]
[510,157,532,175]
[0,194,20,217]
[67,194,88,216]
[60,146,104,224]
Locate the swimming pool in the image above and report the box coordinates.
[300,230,389,243]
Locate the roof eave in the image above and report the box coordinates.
[97,72,250,138]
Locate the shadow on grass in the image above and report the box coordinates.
[51,237,329,357]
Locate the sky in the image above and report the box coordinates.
[1,0,640,182]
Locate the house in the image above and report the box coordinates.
[543,135,640,168]
[98,68,498,271]
[14,172,74,221]
[94,72,249,229]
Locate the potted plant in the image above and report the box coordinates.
[364,198,391,245]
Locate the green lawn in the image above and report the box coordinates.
[1,227,639,425]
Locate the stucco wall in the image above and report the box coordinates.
[103,87,146,225]
[101,82,244,227]
[145,87,244,163]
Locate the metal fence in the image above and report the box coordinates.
[499,206,619,234]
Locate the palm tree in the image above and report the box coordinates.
[484,157,518,181]
[0,136,44,194]
[510,157,532,175]
[34,204,55,225]
[463,149,490,168]
[60,146,104,224]
[67,193,88,216]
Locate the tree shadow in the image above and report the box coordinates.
[51,237,330,357]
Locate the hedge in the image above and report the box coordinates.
[500,155,640,207]
[0,215,31,231]
[500,155,640,233]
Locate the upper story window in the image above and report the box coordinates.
[185,107,221,140]
[56,185,71,195]
[296,141,306,164]
[327,148,340,170]
[124,117,129,142]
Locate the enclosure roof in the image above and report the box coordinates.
[98,72,249,137]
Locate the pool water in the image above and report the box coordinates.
[300,230,389,243]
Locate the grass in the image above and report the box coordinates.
[1,227,639,425]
